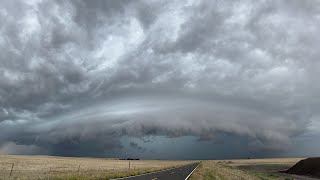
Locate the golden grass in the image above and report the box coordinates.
[190,158,305,180]
[190,161,257,180]
[0,155,305,180]
[226,158,304,166]
[0,155,196,179]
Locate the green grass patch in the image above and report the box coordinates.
[204,171,225,180]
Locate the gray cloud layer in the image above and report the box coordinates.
[1,0,320,158]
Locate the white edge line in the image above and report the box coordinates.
[184,163,200,180]
[111,165,186,180]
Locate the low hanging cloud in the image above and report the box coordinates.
[1,0,320,158]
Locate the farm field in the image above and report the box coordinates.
[0,155,196,179]
[1,156,318,180]
[190,158,320,180]
[190,158,318,180]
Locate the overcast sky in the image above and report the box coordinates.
[1,0,320,159]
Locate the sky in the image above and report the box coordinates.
[1,0,320,159]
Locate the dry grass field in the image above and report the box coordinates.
[1,155,314,180]
[0,155,196,179]
[190,158,314,180]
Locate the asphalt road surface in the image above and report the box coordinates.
[113,163,199,180]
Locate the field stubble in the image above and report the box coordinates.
[190,158,307,180]
[0,155,195,179]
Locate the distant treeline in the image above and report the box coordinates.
[119,158,140,160]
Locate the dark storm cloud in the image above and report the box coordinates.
[129,142,143,151]
[0,0,320,158]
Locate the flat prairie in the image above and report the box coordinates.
[190,158,317,180]
[1,156,314,180]
[0,155,195,179]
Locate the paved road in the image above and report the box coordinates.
[113,163,199,180]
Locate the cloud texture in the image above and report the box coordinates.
[1,0,320,158]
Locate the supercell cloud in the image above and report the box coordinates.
[1,0,320,158]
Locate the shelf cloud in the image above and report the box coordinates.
[1,0,320,158]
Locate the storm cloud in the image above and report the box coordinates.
[1,0,320,158]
